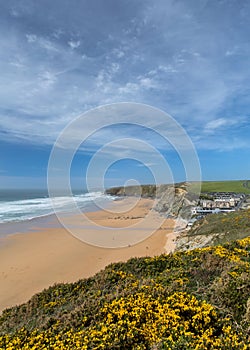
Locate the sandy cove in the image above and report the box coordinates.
[0,198,176,313]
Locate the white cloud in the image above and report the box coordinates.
[0,0,250,156]
[9,60,25,69]
[110,62,120,73]
[194,134,250,152]
[52,28,64,39]
[118,82,139,94]
[10,8,20,17]
[68,40,80,49]
[136,162,157,167]
[26,34,37,43]
[38,71,57,89]
[139,77,155,89]
[204,117,245,133]
[26,34,59,53]
[204,118,229,131]
[158,65,178,73]
[39,38,59,52]
[113,48,125,58]
[225,46,240,57]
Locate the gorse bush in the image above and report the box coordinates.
[0,237,250,349]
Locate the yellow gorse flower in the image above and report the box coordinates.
[0,236,249,349]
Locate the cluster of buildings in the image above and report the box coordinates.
[187,192,247,228]
[192,192,245,215]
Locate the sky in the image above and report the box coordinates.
[0,0,250,189]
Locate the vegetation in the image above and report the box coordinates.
[188,209,250,245]
[105,184,158,197]
[0,236,250,349]
[200,180,250,194]
[105,181,250,199]
[105,183,195,197]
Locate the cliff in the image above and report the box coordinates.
[106,183,198,221]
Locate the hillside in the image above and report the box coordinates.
[0,237,249,349]
[105,182,194,198]
[105,182,250,222]
[106,183,199,221]
[105,184,158,197]
[105,180,250,197]
[201,180,250,194]
[176,209,250,251]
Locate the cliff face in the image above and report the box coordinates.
[105,184,156,198]
[106,183,198,220]
[155,185,197,220]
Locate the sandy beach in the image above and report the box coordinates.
[0,198,176,313]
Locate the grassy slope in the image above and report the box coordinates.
[201,180,250,194]
[105,180,250,196]
[0,237,249,349]
[188,209,250,245]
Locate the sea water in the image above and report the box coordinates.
[0,189,114,224]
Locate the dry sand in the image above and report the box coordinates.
[0,198,176,313]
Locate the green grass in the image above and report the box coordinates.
[106,181,250,197]
[200,180,250,194]
[188,209,250,245]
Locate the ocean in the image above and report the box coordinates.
[0,189,114,230]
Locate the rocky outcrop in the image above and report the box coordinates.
[105,185,156,198]
[106,183,198,220]
[175,232,225,251]
[155,185,197,221]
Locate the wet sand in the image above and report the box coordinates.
[0,198,176,313]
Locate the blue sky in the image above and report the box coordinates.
[0,0,250,189]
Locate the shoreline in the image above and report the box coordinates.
[0,196,114,239]
[0,197,176,313]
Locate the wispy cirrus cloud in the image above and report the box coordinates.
[0,0,249,156]
[204,118,241,133]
